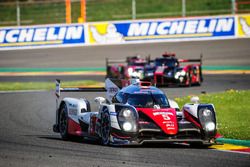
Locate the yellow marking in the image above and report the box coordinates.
[0,40,62,46]
[203,70,250,74]
[124,33,212,40]
[210,144,248,151]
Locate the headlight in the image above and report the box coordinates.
[180,71,186,76]
[205,122,215,131]
[116,106,138,132]
[122,109,132,118]
[203,109,212,117]
[123,122,133,131]
[198,105,217,139]
[147,72,153,76]
[175,72,180,79]
[128,68,133,76]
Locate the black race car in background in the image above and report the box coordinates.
[144,52,203,87]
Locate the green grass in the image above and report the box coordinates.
[175,90,250,140]
[1,0,250,26]
[0,80,104,91]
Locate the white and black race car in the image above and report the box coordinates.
[53,79,217,146]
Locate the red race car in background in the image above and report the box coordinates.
[106,55,149,80]
[144,52,203,87]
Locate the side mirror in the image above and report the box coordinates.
[94,97,106,104]
[169,99,180,110]
[190,96,200,104]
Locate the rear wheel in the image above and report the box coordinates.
[59,104,70,140]
[197,77,202,86]
[186,71,192,87]
[100,112,111,145]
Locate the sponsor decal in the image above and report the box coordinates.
[164,121,175,130]
[105,78,120,102]
[125,17,235,40]
[0,24,85,48]
[88,23,125,44]
[110,112,117,116]
[69,103,78,108]
[69,108,77,115]
[108,87,119,94]
[153,112,174,121]
[238,15,250,37]
[88,16,235,44]
[153,111,176,131]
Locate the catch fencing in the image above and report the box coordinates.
[1,0,250,26]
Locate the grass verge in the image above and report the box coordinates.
[175,90,250,140]
[0,80,104,91]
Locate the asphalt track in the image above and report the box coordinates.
[0,38,250,68]
[0,90,250,167]
[0,39,250,167]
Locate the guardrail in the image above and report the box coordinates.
[0,14,249,50]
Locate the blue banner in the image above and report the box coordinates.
[0,24,85,49]
[88,16,235,44]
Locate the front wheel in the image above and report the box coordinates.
[186,71,192,87]
[100,112,111,145]
[59,104,70,140]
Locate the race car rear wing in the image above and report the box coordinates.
[55,78,139,109]
[106,58,127,66]
[106,56,151,66]
[55,79,106,98]
[178,54,203,64]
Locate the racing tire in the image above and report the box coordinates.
[100,111,111,145]
[58,103,70,140]
[186,71,192,87]
[196,78,202,86]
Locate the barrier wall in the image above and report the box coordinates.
[0,15,249,50]
[88,15,235,44]
[0,24,85,50]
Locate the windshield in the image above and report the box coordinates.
[126,93,170,108]
[155,59,178,67]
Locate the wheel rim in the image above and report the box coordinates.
[59,108,67,135]
[101,113,110,145]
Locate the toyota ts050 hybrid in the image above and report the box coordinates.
[53,79,217,146]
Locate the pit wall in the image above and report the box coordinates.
[0,14,249,50]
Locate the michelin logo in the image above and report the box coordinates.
[239,17,250,36]
[90,23,124,44]
[0,25,84,44]
[127,18,234,37]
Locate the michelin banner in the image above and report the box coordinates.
[88,16,235,44]
[237,14,250,37]
[0,24,85,50]
[0,15,244,50]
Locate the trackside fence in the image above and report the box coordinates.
[1,0,250,26]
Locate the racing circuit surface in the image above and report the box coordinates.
[0,39,250,167]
